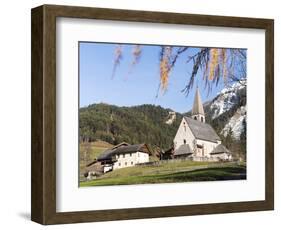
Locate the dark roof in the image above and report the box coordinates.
[113,144,147,154]
[174,144,193,156]
[85,161,103,173]
[86,160,97,167]
[97,143,151,161]
[184,117,221,143]
[210,144,230,155]
[97,149,115,161]
[111,142,129,150]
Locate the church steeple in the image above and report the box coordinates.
[191,87,205,123]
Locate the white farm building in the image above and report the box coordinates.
[85,142,151,177]
[173,87,232,161]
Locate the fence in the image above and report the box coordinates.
[135,156,233,167]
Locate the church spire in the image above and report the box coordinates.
[191,87,205,123]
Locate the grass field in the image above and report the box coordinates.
[80,140,113,160]
[80,161,246,186]
[79,140,113,180]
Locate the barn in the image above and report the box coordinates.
[86,143,151,177]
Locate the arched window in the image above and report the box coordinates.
[201,117,204,122]
[183,139,186,144]
[194,117,197,120]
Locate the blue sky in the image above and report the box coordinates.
[79,42,227,113]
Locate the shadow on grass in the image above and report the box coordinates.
[146,166,246,182]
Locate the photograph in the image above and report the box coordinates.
[30,3,274,224]
[78,42,247,187]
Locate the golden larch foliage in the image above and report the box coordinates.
[111,45,123,79]
[220,49,227,83]
[160,59,169,92]
[127,45,142,76]
[114,45,122,63]
[160,47,172,93]
[209,48,219,81]
[132,45,141,65]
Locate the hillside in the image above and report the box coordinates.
[79,103,182,150]
[204,81,246,139]
[203,82,247,157]
[80,82,246,157]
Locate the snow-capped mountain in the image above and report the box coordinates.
[205,81,246,141]
[209,81,246,119]
[220,106,246,140]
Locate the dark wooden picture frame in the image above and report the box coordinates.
[31,4,274,225]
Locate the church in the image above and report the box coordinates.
[173,88,232,161]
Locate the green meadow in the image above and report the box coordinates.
[80,161,246,187]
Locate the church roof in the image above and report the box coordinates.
[174,144,193,156]
[210,144,230,155]
[192,87,205,116]
[184,116,221,143]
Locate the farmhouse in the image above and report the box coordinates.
[173,87,232,161]
[86,143,151,176]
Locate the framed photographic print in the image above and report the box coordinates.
[31,4,274,225]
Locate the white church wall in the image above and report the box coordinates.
[196,139,218,157]
[173,118,195,150]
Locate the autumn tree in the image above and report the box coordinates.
[111,45,246,97]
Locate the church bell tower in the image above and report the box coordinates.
[191,87,205,123]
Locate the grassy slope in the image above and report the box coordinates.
[80,140,113,161]
[80,161,246,186]
[79,140,113,180]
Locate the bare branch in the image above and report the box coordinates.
[181,48,209,95]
